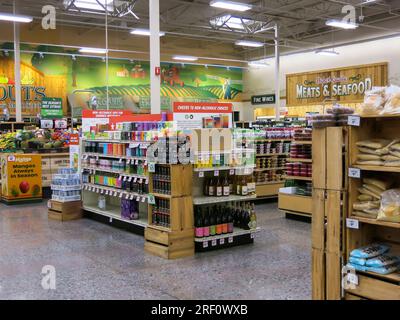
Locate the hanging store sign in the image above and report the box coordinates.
[286,62,388,106]
[41,98,63,119]
[251,94,276,105]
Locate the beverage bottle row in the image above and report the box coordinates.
[83,173,148,194]
[152,165,172,195]
[194,202,257,238]
[84,141,147,157]
[151,199,171,228]
[203,175,256,197]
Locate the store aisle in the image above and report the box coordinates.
[0,202,311,300]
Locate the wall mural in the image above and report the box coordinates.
[0,44,243,118]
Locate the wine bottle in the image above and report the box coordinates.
[209,207,216,236]
[216,206,222,235]
[249,203,257,229]
[223,176,230,197]
[222,207,228,234]
[227,204,234,233]
[216,178,223,197]
[229,176,233,195]
[203,178,209,196]
[208,178,214,196]
[195,210,204,238]
[203,208,210,237]
[241,176,248,196]
[236,176,241,195]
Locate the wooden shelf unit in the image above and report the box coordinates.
[345,116,400,300]
[145,164,194,259]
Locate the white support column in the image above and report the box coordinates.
[274,25,280,121]
[14,22,22,122]
[149,0,161,114]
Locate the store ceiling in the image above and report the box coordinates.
[1,0,400,64]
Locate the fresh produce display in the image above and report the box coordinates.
[0,128,75,151]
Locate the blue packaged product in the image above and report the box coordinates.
[367,263,400,275]
[350,243,390,259]
[347,263,368,272]
[349,256,367,266]
[366,255,400,268]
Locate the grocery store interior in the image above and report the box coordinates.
[1,0,400,301]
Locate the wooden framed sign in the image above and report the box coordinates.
[286,62,388,106]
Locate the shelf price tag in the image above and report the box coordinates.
[119,193,123,198]
[203,241,208,248]
[348,168,361,179]
[148,194,156,205]
[214,170,219,177]
[145,178,149,185]
[347,273,359,286]
[219,238,225,245]
[148,162,156,173]
[346,218,359,229]
[136,196,140,202]
[228,237,234,244]
[130,194,135,200]
[215,154,221,161]
[348,115,361,127]
[229,169,235,176]
[250,233,255,239]
[142,197,146,203]
[198,171,205,178]
[109,217,113,223]
[211,239,217,247]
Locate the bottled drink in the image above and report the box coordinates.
[208,178,214,196]
[247,175,256,195]
[242,203,250,230]
[203,178,209,196]
[227,204,234,233]
[209,207,216,236]
[229,176,233,195]
[203,209,210,237]
[216,206,222,235]
[223,176,230,196]
[216,178,223,197]
[222,207,228,234]
[236,176,241,195]
[249,203,257,229]
[241,176,248,196]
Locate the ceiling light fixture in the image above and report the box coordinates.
[326,19,358,30]
[79,47,108,54]
[130,28,166,37]
[315,49,340,56]
[68,0,114,12]
[235,40,264,47]
[172,55,198,61]
[210,0,252,12]
[0,12,33,23]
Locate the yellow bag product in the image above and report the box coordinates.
[378,139,400,155]
[353,211,378,219]
[378,189,400,223]
[358,147,381,155]
[364,184,385,198]
[356,139,391,150]
[353,201,381,211]
[358,187,381,200]
[356,160,384,166]
[357,154,381,161]
[358,194,374,201]
[390,143,400,152]
[382,155,400,161]
[363,178,393,191]
[384,160,400,167]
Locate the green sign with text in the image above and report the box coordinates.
[41,98,63,119]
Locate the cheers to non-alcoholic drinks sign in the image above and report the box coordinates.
[286,62,388,106]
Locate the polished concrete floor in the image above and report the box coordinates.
[0,201,311,300]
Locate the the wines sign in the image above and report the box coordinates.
[286,62,388,106]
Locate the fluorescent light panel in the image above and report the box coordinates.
[130,28,165,36]
[315,49,339,56]
[0,12,33,23]
[326,19,358,29]
[173,55,198,61]
[248,59,269,67]
[79,47,108,54]
[71,0,113,12]
[235,40,264,47]
[210,1,252,12]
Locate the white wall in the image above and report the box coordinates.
[241,35,400,120]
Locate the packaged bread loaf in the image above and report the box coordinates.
[353,201,381,211]
[357,154,381,161]
[378,189,400,223]
[363,178,393,191]
[356,139,391,149]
